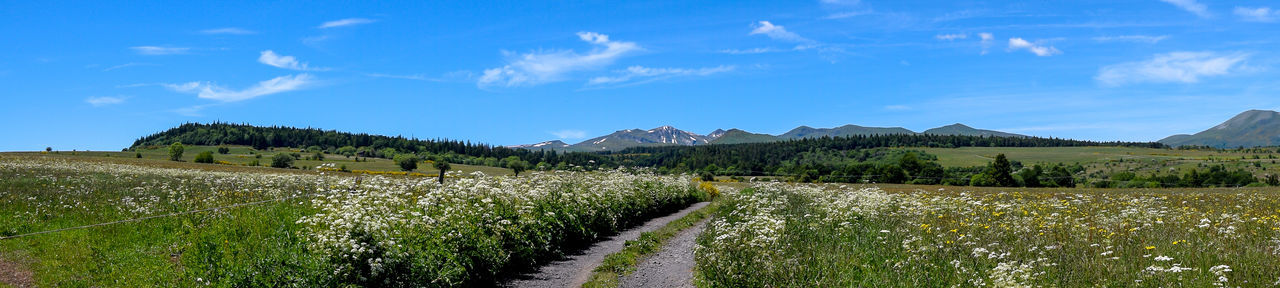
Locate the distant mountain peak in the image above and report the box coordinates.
[1161,109,1280,148]
[708,129,728,139]
[570,125,712,151]
[923,123,1023,138]
[505,140,570,149]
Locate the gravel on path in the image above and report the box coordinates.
[504,202,710,288]
[618,218,708,288]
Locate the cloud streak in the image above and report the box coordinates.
[750,21,811,43]
[85,96,125,106]
[1096,51,1249,86]
[935,33,968,41]
[1235,6,1278,22]
[587,65,735,85]
[1008,38,1061,56]
[200,27,256,35]
[1093,35,1170,43]
[131,46,190,55]
[1160,0,1211,18]
[164,74,314,102]
[478,32,640,88]
[258,50,326,71]
[319,18,375,29]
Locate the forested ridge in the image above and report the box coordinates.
[132,122,1190,187]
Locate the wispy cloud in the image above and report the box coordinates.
[130,46,190,55]
[164,74,314,102]
[85,96,125,106]
[102,62,157,71]
[318,18,375,29]
[935,33,967,41]
[587,65,735,85]
[1235,6,1278,22]
[367,71,476,82]
[1008,38,1061,56]
[478,32,640,88]
[718,47,783,54]
[200,27,256,35]
[1160,0,1212,18]
[979,33,994,55]
[258,50,327,71]
[1096,51,1250,86]
[551,130,587,139]
[1092,35,1170,43]
[884,105,911,111]
[750,21,811,43]
[819,0,872,19]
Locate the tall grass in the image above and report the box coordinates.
[696,183,1280,287]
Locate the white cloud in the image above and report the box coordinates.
[979,33,994,54]
[587,65,735,85]
[1235,6,1279,22]
[824,10,873,19]
[1092,35,1170,43]
[85,96,125,106]
[478,32,640,87]
[1160,0,1211,18]
[164,74,314,102]
[258,50,326,71]
[102,62,156,71]
[1096,52,1249,86]
[318,18,375,29]
[551,130,587,139]
[750,21,811,43]
[130,46,190,55]
[718,47,783,54]
[884,105,911,111]
[1008,38,1061,56]
[935,33,968,41]
[200,27,256,35]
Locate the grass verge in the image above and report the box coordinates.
[582,201,719,288]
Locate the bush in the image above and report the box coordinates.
[271,154,294,168]
[217,146,231,154]
[394,154,419,171]
[135,152,142,158]
[194,151,215,163]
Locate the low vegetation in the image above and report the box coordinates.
[696,183,1280,286]
[0,155,706,287]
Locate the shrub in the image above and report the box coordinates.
[217,146,231,154]
[394,154,418,171]
[313,152,324,161]
[194,151,215,163]
[271,154,294,168]
[135,152,142,158]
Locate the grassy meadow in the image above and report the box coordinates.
[0,153,707,287]
[696,183,1280,287]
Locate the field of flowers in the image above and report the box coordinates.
[0,154,706,287]
[697,183,1280,287]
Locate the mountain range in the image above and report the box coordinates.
[1159,110,1280,148]
[510,123,1029,152]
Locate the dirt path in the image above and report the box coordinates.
[618,218,708,288]
[504,202,709,288]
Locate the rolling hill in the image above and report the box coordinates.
[923,123,1026,138]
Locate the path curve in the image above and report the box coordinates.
[504,202,709,288]
[618,219,708,288]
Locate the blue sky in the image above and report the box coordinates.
[2,0,1279,151]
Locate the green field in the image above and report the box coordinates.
[916,146,1280,180]
[32,145,515,176]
